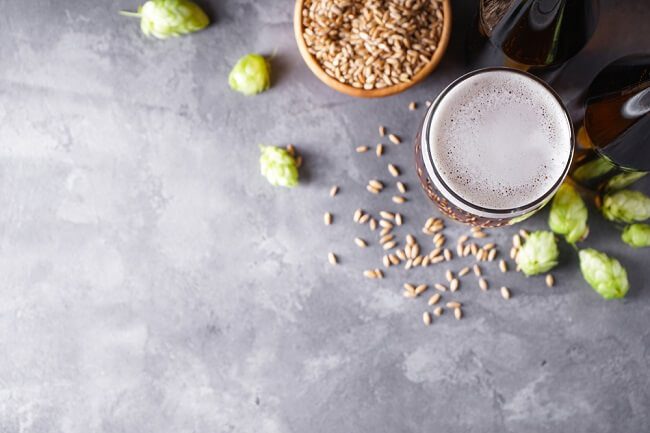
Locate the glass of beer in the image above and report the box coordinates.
[415,67,574,227]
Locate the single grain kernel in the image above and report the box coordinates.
[499,259,508,273]
[379,125,385,137]
[380,211,395,220]
[408,101,417,111]
[392,195,406,204]
[324,212,332,225]
[473,264,482,277]
[369,218,377,231]
[397,181,407,194]
[328,252,337,265]
[458,266,470,277]
[383,240,397,250]
[363,270,376,279]
[434,306,443,317]
[329,185,338,197]
[388,164,400,177]
[479,278,488,291]
[356,145,369,153]
[500,286,511,300]
[395,213,403,226]
[454,307,462,320]
[428,293,441,305]
[434,283,447,292]
[450,278,459,292]
[388,133,401,144]
[415,284,427,295]
[423,311,432,326]
[546,274,555,287]
[380,220,394,229]
[376,143,384,157]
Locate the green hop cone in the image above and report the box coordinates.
[621,223,650,248]
[516,231,559,276]
[259,145,298,188]
[548,183,588,244]
[605,171,647,191]
[579,249,629,299]
[229,54,271,96]
[120,0,209,39]
[601,190,650,223]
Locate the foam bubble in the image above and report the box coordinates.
[428,70,572,210]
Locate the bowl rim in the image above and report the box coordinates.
[293,0,453,98]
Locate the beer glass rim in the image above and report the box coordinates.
[421,67,575,218]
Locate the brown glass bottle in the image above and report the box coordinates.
[570,54,650,192]
[471,0,599,71]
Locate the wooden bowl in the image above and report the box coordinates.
[293,0,452,98]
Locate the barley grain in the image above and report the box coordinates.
[329,185,339,197]
[356,145,369,153]
[388,133,401,144]
[546,274,555,287]
[324,212,332,225]
[388,164,400,177]
[434,306,444,316]
[499,259,508,273]
[479,278,488,291]
[428,293,441,305]
[423,312,432,325]
[500,286,511,299]
[328,252,337,265]
[454,307,462,320]
[458,266,470,277]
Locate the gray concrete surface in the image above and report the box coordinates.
[0,0,649,432]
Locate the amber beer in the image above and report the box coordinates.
[415,68,574,227]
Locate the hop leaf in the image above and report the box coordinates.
[548,183,588,244]
[601,190,650,223]
[121,0,209,39]
[621,223,650,248]
[516,231,559,276]
[259,145,298,188]
[229,54,270,96]
[579,249,629,299]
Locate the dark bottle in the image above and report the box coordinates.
[470,0,599,72]
[571,54,650,192]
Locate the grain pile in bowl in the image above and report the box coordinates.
[300,0,444,90]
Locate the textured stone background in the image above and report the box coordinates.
[0,0,648,432]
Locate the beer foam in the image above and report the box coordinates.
[428,70,572,211]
